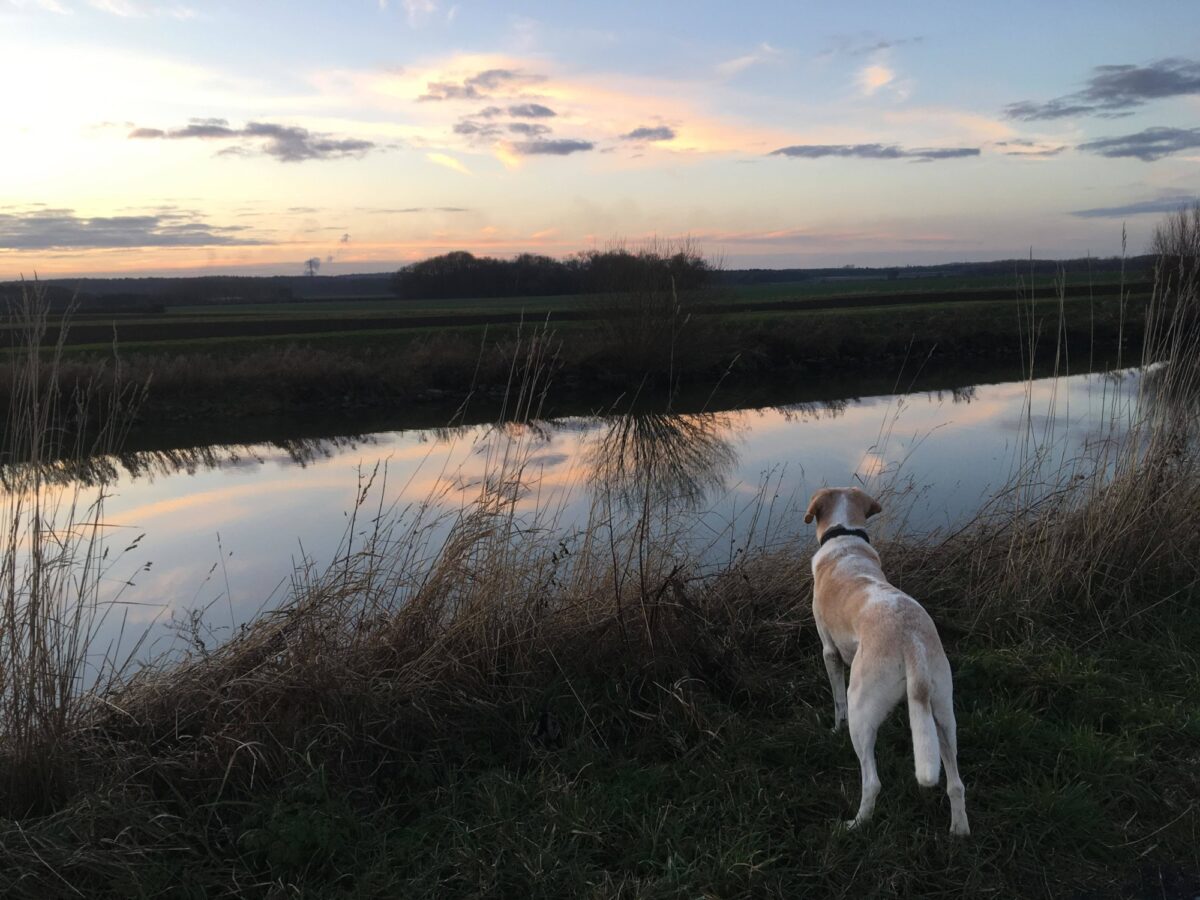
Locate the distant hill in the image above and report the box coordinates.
[0,273,396,312]
[717,256,1156,285]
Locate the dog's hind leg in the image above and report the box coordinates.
[817,623,849,732]
[845,661,902,830]
[933,695,970,837]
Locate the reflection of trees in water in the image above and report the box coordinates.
[0,434,378,490]
[772,398,851,423]
[585,412,739,508]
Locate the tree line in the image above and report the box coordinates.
[390,248,714,300]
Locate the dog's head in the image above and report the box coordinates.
[804,486,882,538]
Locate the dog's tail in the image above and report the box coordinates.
[905,642,941,788]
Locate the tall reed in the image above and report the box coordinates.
[0,282,143,813]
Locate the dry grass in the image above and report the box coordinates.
[0,285,144,816]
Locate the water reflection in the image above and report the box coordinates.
[1139,360,1200,459]
[585,411,740,508]
[0,380,998,496]
[773,397,851,422]
[0,365,1159,668]
[0,433,380,489]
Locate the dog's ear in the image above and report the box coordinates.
[804,490,825,525]
[864,494,882,518]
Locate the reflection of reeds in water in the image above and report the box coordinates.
[585,411,739,508]
[884,259,1200,619]
[773,397,851,423]
[0,283,144,813]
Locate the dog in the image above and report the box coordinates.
[805,486,969,836]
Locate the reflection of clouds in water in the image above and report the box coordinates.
[855,452,887,480]
[528,453,569,468]
[40,367,1161,666]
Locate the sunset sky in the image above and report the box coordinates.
[1,0,1197,278]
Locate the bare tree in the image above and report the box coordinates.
[1150,202,1200,293]
[304,257,321,277]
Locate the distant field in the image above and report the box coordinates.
[11,274,1151,356]
[0,270,1157,426]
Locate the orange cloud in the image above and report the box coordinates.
[426,152,471,174]
[858,64,895,96]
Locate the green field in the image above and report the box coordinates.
[20,273,1148,353]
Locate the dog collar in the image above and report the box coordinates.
[819,525,870,546]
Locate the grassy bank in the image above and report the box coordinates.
[0,275,1198,897]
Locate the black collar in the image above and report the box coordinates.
[820,525,870,546]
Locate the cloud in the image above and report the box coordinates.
[507,103,556,118]
[1004,99,1095,121]
[469,69,525,91]
[1077,126,1200,162]
[769,143,979,161]
[511,139,594,156]
[6,0,70,12]
[425,151,471,174]
[826,35,924,57]
[418,68,544,101]
[912,147,980,159]
[715,42,780,77]
[455,103,559,144]
[0,208,261,249]
[508,122,551,136]
[418,81,484,102]
[857,64,895,96]
[472,103,555,119]
[128,119,377,162]
[400,0,437,25]
[361,206,470,213]
[453,120,502,138]
[83,0,196,17]
[995,139,1067,157]
[1005,58,1200,120]
[1071,196,1199,218]
[88,0,140,14]
[620,125,675,142]
[9,0,196,14]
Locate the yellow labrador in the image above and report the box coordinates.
[805,487,969,836]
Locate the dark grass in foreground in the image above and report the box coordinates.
[158,600,1199,898]
[1,275,1199,896]
[2,506,1197,898]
